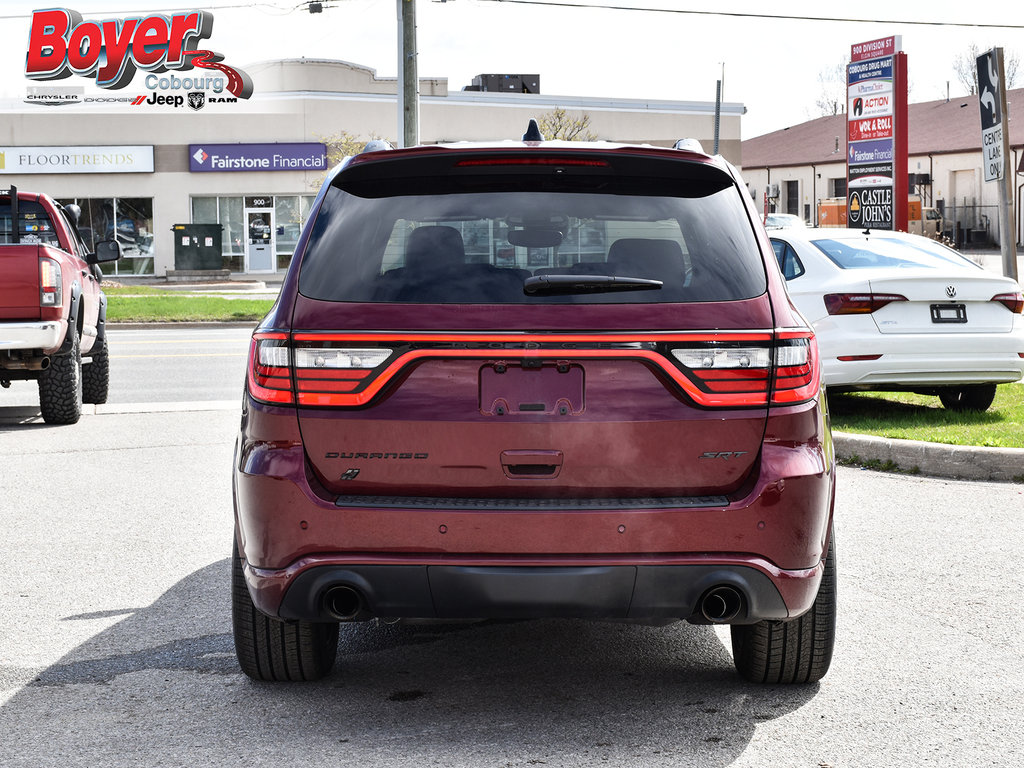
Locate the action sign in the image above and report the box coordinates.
[977,49,1004,182]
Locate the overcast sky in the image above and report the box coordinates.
[2,0,1023,139]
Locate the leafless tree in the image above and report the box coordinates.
[953,43,1020,95]
[815,59,849,117]
[537,107,597,141]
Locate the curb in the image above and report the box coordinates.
[833,431,1024,483]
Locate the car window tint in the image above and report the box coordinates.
[812,237,980,271]
[299,185,767,304]
[770,239,804,280]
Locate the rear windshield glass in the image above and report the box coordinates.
[298,169,767,304]
[813,236,981,271]
[0,200,60,246]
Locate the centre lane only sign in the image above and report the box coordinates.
[977,49,1005,182]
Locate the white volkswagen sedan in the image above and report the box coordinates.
[769,228,1024,411]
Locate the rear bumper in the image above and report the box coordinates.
[0,320,64,353]
[250,558,821,624]
[233,397,835,624]
[815,323,1024,387]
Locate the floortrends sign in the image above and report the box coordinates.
[24,8,253,99]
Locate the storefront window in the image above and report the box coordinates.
[192,197,218,224]
[219,197,244,272]
[274,195,316,270]
[193,194,315,273]
[58,196,155,276]
[191,196,243,271]
[275,196,300,270]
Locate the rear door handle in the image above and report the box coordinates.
[500,449,563,479]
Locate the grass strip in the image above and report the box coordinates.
[106,294,275,323]
[829,386,1024,449]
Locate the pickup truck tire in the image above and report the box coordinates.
[232,539,339,682]
[82,335,110,404]
[730,530,836,684]
[37,324,83,425]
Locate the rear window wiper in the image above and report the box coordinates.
[523,274,663,295]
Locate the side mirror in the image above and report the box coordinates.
[89,239,122,264]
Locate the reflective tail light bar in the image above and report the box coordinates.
[247,330,821,409]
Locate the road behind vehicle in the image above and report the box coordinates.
[232,127,837,685]
[770,227,1024,410]
[1,186,120,423]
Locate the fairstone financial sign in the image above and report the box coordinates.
[189,143,327,173]
[0,145,154,173]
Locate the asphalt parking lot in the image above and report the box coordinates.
[2,341,1023,765]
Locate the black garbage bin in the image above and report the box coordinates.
[172,223,223,270]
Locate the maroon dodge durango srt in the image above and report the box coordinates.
[232,125,837,684]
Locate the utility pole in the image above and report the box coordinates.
[397,0,419,148]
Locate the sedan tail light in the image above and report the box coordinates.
[823,292,907,315]
[991,292,1024,314]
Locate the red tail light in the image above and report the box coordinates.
[247,330,821,409]
[670,330,820,406]
[247,333,294,405]
[39,257,62,308]
[824,293,907,315]
[992,292,1024,314]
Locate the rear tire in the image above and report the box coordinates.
[731,530,836,684]
[232,539,339,682]
[38,324,82,425]
[938,383,997,412]
[82,334,110,404]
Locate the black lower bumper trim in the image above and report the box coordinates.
[278,564,789,624]
[333,495,728,511]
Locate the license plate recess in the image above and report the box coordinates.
[480,363,584,416]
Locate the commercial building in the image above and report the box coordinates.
[1,59,744,277]
[740,88,1024,247]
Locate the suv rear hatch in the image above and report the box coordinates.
[261,147,816,499]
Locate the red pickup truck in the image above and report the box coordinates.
[1,186,121,424]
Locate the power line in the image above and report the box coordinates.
[475,0,1024,30]
[0,3,295,19]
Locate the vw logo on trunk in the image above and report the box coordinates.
[946,285,957,298]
